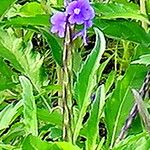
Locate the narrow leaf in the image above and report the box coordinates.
[74,28,106,109]
[132,54,150,66]
[81,85,105,150]
[73,28,106,142]
[0,101,22,130]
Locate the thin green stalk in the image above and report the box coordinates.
[32,81,51,112]
[57,66,63,107]
[62,22,74,142]
[140,0,148,30]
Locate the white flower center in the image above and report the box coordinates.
[74,8,80,15]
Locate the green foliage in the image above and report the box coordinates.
[19,2,45,17]
[74,28,106,109]
[0,0,150,149]
[105,65,148,147]
[22,134,58,150]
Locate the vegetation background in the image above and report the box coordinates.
[0,0,150,149]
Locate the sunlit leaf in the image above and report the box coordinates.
[19,76,38,136]
[132,54,150,66]
[93,2,150,24]
[0,101,22,130]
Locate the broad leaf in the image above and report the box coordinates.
[105,65,148,148]
[19,2,45,17]
[19,76,38,136]
[0,57,16,91]
[2,14,50,27]
[37,107,62,128]
[93,2,149,24]
[113,132,150,150]
[22,134,59,150]
[74,28,106,109]
[94,19,150,46]
[55,142,81,150]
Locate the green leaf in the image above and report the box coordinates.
[113,132,150,150]
[132,54,150,66]
[0,143,16,150]
[0,57,16,91]
[19,2,45,17]
[105,65,148,148]
[105,71,116,94]
[1,122,25,143]
[74,28,106,109]
[19,76,38,136]
[93,2,150,24]
[81,85,105,150]
[0,0,17,19]
[40,28,63,66]
[37,107,62,128]
[0,101,22,130]
[55,142,81,150]
[22,134,59,150]
[94,19,150,46]
[3,14,50,27]
[73,28,106,143]
[0,29,46,88]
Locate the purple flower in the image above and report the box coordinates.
[50,12,67,38]
[50,0,95,43]
[66,0,95,25]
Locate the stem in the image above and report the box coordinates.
[62,20,74,142]
[140,0,148,30]
[57,66,63,107]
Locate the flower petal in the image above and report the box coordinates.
[51,26,58,33]
[82,6,95,20]
[51,12,66,25]
[66,1,78,15]
[85,20,93,28]
[58,28,65,38]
